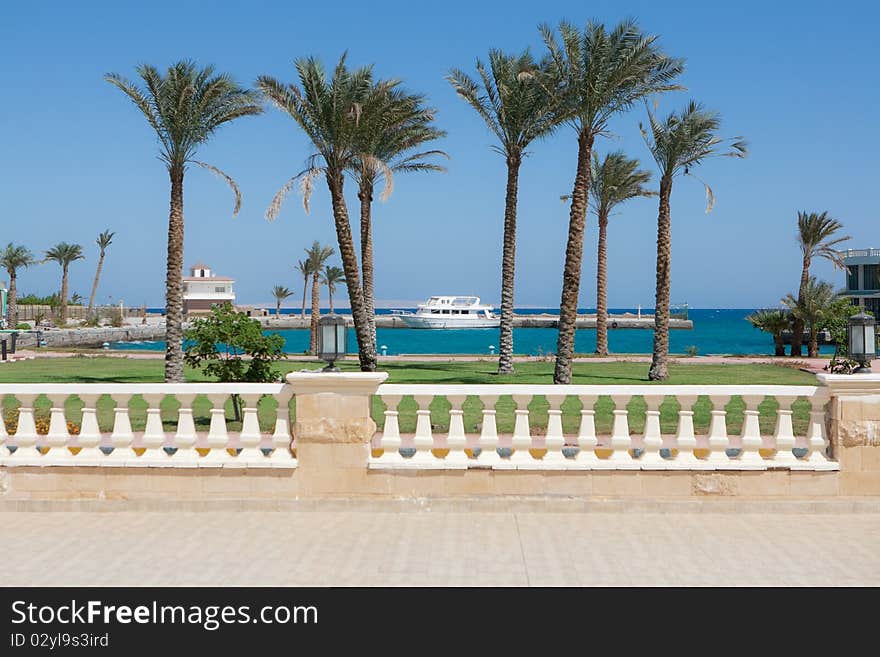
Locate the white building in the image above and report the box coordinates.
[182,263,235,315]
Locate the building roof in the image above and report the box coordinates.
[190,262,211,270]
[183,276,235,282]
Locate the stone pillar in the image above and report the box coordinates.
[818,373,880,495]
[286,371,389,496]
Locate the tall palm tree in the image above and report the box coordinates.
[641,100,747,380]
[541,20,684,384]
[321,265,346,312]
[87,229,115,318]
[352,84,447,359]
[258,55,382,371]
[590,152,655,356]
[790,211,849,356]
[0,243,35,327]
[783,278,837,357]
[43,243,84,323]
[106,61,262,382]
[271,285,293,318]
[746,308,792,357]
[305,241,334,354]
[295,260,310,319]
[449,50,557,375]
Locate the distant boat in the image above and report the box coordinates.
[780,328,833,345]
[391,296,499,329]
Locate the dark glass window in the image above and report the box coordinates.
[848,266,860,290]
[864,265,880,290]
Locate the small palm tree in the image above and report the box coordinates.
[790,212,850,356]
[590,152,655,356]
[44,242,85,323]
[746,308,792,357]
[271,285,293,318]
[0,244,35,327]
[449,50,557,375]
[87,229,115,319]
[321,266,346,312]
[304,241,335,354]
[783,278,837,357]
[295,260,310,319]
[541,19,684,384]
[641,100,747,380]
[106,62,262,382]
[258,56,380,371]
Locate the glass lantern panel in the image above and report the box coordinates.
[320,323,337,358]
[336,324,347,355]
[866,323,876,356]
[851,324,864,355]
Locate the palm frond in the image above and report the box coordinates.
[193,161,242,216]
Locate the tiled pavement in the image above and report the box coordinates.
[2,510,879,586]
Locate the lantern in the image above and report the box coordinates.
[847,313,876,373]
[318,314,347,372]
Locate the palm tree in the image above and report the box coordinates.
[449,50,557,375]
[106,62,262,382]
[746,308,792,357]
[304,241,334,354]
[641,100,747,380]
[258,55,382,371]
[352,83,447,359]
[0,244,35,327]
[790,211,850,356]
[541,20,684,384]
[43,243,84,323]
[271,285,293,318]
[783,278,837,357]
[87,229,115,319]
[295,260,310,319]
[590,152,655,356]
[321,265,346,312]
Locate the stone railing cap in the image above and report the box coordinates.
[816,372,880,393]
[285,371,389,394]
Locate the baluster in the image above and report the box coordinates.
[236,394,263,466]
[607,394,638,468]
[705,395,732,467]
[7,394,39,463]
[45,394,72,464]
[0,395,7,458]
[106,394,134,464]
[509,394,533,465]
[444,395,468,468]
[670,395,699,467]
[271,389,295,464]
[640,395,665,468]
[171,393,198,466]
[737,394,767,469]
[805,390,832,468]
[75,394,102,465]
[140,393,168,465]
[575,395,600,467]
[772,396,797,465]
[476,395,499,467]
[376,394,403,465]
[542,395,566,467]
[411,395,436,465]
[203,394,230,464]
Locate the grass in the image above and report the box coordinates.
[0,356,818,436]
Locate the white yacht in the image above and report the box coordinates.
[393,296,499,329]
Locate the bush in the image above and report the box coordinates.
[15,323,31,330]
[684,345,699,357]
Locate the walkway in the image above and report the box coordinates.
[3,508,878,586]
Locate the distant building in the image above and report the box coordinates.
[182,263,235,316]
[842,248,880,315]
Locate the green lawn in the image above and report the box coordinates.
[0,357,818,436]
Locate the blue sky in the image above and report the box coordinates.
[1,0,877,309]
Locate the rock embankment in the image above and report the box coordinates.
[15,325,167,349]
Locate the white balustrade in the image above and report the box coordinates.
[369,384,837,472]
[0,384,296,468]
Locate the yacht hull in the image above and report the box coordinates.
[398,315,500,329]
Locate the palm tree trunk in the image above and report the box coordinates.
[498,156,521,375]
[809,327,819,358]
[554,132,594,384]
[60,265,69,324]
[164,166,185,383]
[329,288,334,312]
[310,272,320,355]
[648,175,673,381]
[275,300,281,319]
[774,334,785,357]
[358,183,378,358]
[791,255,810,356]
[595,211,610,356]
[8,272,17,327]
[87,251,105,318]
[300,276,308,319]
[326,171,376,371]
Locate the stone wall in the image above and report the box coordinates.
[15,325,166,349]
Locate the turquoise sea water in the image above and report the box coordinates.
[114,308,836,356]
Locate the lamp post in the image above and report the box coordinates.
[847,312,876,373]
[317,314,347,372]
